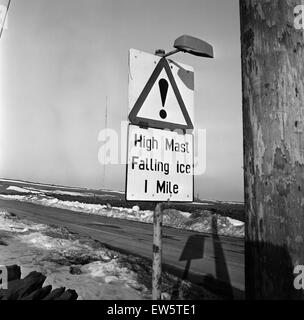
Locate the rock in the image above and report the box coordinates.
[7,265,21,282]
[70,266,82,275]
[56,289,78,300]
[21,285,52,300]
[0,266,78,300]
[126,280,142,290]
[132,206,140,213]
[67,253,98,265]
[0,271,46,300]
[0,239,7,246]
[43,287,66,300]
[161,292,171,300]
[47,252,99,266]
[2,212,16,219]
[104,276,119,284]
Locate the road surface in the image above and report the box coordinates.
[0,199,244,299]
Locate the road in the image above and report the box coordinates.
[0,199,244,299]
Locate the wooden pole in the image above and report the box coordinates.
[152,202,163,300]
[240,0,304,299]
[151,49,166,301]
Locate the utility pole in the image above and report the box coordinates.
[240,0,304,299]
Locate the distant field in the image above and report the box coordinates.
[0,178,245,222]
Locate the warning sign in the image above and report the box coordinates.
[128,49,194,130]
[126,124,194,202]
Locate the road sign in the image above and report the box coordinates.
[126,124,194,202]
[129,49,194,130]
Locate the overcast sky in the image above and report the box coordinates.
[0,0,243,201]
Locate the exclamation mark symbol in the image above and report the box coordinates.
[159,79,169,119]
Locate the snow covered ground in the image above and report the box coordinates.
[0,210,218,300]
[0,185,244,238]
[1,179,85,190]
[0,210,149,300]
[7,186,43,194]
[7,185,103,198]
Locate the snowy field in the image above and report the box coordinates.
[0,185,244,238]
[0,211,218,300]
[0,211,147,300]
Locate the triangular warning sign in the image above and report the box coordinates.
[129,58,194,130]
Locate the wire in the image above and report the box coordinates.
[0,0,12,40]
